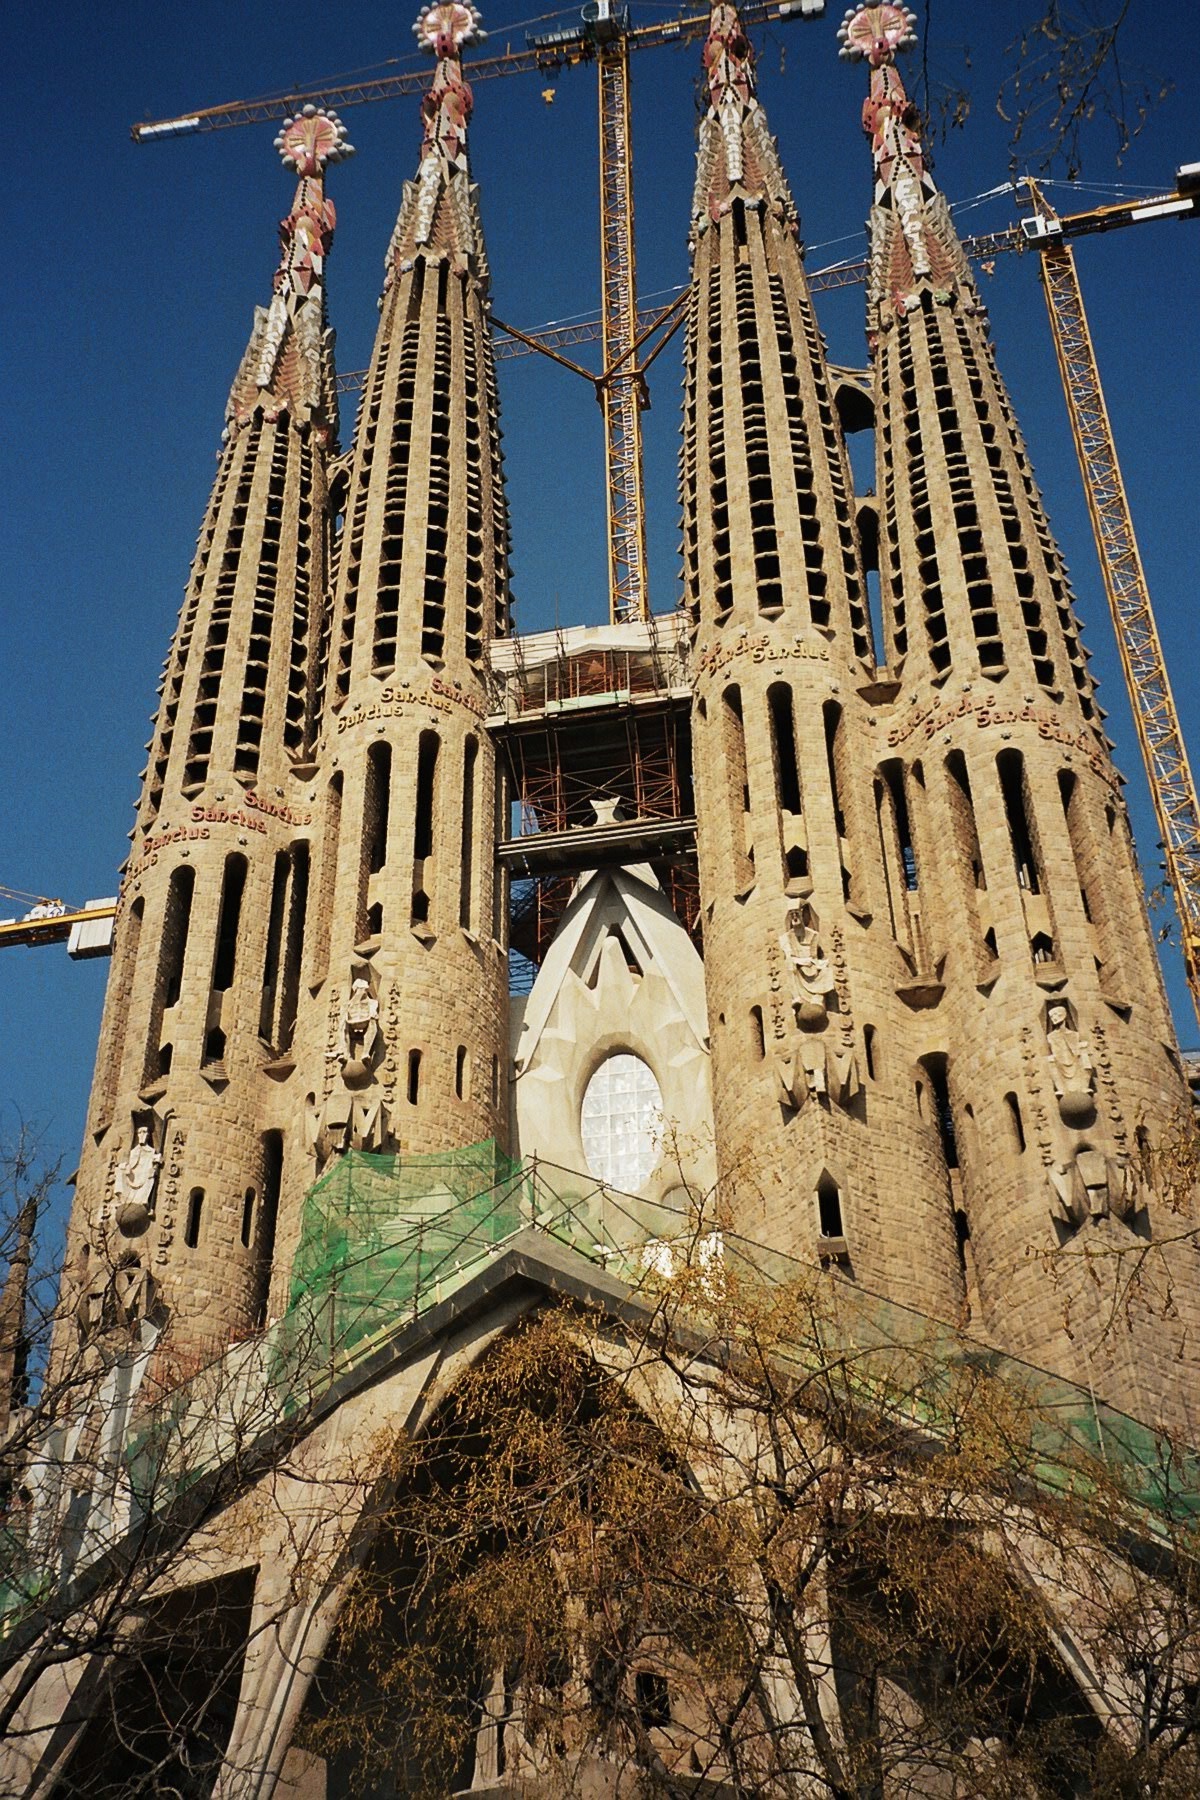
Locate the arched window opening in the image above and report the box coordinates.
[455,1044,468,1100]
[412,731,440,926]
[824,700,854,899]
[817,1174,844,1240]
[250,1132,282,1330]
[408,1048,422,1105]
[768,683,802,816]
[241,1188,255,1248]
[881,760,918,891]
[923,1055,960,1170]
[460,737,478,931]
[212,855,248,992]
[259,851,290,1041]
[364,739,392,876]
[147,866,195,1083]
[184,1188,204,1250]
[997,749,1041,894]
[954,1207,972,1312]
[750,1006,765,1060]
[864,1024,878,1081]
[722,685,754,890]
[311,772,342,986]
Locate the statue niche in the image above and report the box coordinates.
[340,975,382,1086]
[310,969,392,1167]
[112,1118,163,1238]
[780,904,836,1029]
[1049,1149,1136,1234]
[1045,998,1096,1126]
[774,905,861,1111]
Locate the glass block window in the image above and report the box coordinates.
[580,1053,663,1193]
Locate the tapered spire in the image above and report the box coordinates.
[691,2,798,241]
[838,3,975,324]
[385,1,489,280]
[226,105,353,441]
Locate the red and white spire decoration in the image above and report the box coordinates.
[690,1,798,242]
[227,105,353,439]
[387,2,488,277]
[839,3,975,321]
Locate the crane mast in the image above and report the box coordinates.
[1024,177,1200,1026]
[596,22,649,621]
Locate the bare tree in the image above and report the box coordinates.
[0,1131,372,1798]
[299,1236,1200,1798]
[915,0,1170,178]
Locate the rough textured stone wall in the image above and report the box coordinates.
[854,21,1198,1426]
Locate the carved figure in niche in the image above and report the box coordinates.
[827,1043,863,1110]
[76,1254,160,1345]
[780,905,835,1029]
[311,1091,392,1170]
[1045,999,1096,1125]
[775,1041,830,1110]
[113,1123,162,1237]
[341,976,381,1085]
[1049,1150,1135,1232]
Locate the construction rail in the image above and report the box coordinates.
[129,1,824,143]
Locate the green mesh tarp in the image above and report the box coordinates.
[289,1140,530,1364]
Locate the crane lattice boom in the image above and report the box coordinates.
[1027,178,1200,1023]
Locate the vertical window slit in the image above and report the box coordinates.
[722,685,754,891]
[412,731,440,926]
[251,1132,283,1330]
[460,737,478,931]
[997,749,1042,895]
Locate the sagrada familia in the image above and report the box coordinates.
[3,0,1198,1793]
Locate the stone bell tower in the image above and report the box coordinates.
[685,2,967,1316]
[62,108,352,1370]
[839,0,1198,1425]
[282,0,513,1217]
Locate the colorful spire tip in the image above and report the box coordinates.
[413,2,487,57]
[837,3,918,67]
[274,104,356,177]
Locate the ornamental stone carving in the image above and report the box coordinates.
[1045,999,1096,1125]
[780,904,836,1029]
[112,1122,162,1237]
[1048,1149,1136,1232]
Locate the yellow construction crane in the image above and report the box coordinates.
[0,888,116,957]
[1021,170,1200,1024]
[131,0,828,626]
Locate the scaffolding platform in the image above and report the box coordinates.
[488,615,697,969]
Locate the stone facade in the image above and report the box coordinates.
[17,2,1200,1793]
[57,0,1197,1490]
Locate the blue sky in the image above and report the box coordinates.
[2,0,1197,1242]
